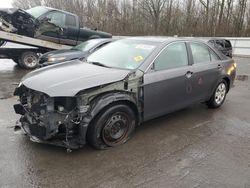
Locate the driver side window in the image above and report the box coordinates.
[154,42,188,71]
[45,11,66,27]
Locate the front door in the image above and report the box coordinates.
[143,42,193,121]
[38,11,67,44]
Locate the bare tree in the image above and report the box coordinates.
[12,0,41,9]
[11,0,250,37]
[138,0,167,34]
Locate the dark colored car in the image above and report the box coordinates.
[39,38,115,67]
[206,38,233,58]
[0,6,112,46]
[13,37,236,150]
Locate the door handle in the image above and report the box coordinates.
[217,64,223,69]
[185,71,193,78]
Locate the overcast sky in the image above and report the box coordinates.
[0,0,13,8]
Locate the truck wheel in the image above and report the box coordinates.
[87,104,136,150]
[19,51,39,69]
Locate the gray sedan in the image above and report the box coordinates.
[14,37,236,150]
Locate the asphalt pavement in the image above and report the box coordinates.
[0,57,249,188]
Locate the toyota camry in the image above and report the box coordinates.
[13,37,236,150]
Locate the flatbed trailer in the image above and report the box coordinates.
[0,31,72,69]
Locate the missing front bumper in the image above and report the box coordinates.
[16,120,88,150]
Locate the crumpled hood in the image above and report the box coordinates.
[21,60,130,97]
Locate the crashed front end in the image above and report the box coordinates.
[0,8,62,38]
[13,60,144,149]
[13,85,89,149]
[0,8,37,36]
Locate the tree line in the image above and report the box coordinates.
[12,0,250,37]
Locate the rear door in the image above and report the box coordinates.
[143,42,194,121]
[187,42,222,102]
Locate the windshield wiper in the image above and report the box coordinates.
[89,61,110,68]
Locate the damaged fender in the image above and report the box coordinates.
[79,91,141,140]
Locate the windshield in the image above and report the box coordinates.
[26,6,49,18]
[72,39,104,52]
[87,39,158,70]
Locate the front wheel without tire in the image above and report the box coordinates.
[87,104,136,150]
[206,80,228,108]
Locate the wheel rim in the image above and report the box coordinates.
[102,112,130,146]
[24,55,37,68]
[215,83,226,105]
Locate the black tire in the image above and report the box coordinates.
[19,51,39,69]
[206,80,228,109]
[87,104,136,150]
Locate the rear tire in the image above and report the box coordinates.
[19,51,39,69]
[87,104,136,150]
[206,80,228,108]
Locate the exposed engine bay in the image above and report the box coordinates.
[14,85,88,149]
[13,75,142,150]
[0,8,62,38]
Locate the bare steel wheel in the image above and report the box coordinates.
[207,80,228,108]
[102,112,130,147]
[19,51,39,69]
[87,104,136,150]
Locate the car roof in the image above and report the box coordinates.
[125,36,209,44]
[127,36,177,43]
[193,37,230,43]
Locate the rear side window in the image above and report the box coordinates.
[154,42,188,71]
[65,15,77,27]
[45,11,66,27]
[210,49,220,61]
[190,42,220,63]
[190,43,210,64]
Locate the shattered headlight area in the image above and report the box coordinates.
[14,85,88,149]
